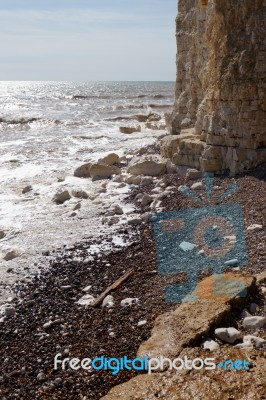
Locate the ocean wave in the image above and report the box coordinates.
[148,104,172,109]
[104,116,136,122]
[0,117,41,125]
[153,95,167,99]
[0,117,61,127]
[115,104,147,111]
[71,94,111,100]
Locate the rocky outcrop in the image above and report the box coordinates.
[167,0,266,175]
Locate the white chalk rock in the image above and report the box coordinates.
[77,294,95,306]
[247,224,263,232]
[243,316,266,329]
[243,335,265,348]
[203,340,220,351]
[121,298,139,307]
[191,181,203,190]
[215,327,242,344]
[82,285,92,292]
[137,320,147,327]
[234,343,253,349]
[102,295,114,308]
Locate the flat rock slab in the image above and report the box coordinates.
[137,274,254,359]
[101,348,266,400]
[101,274,256,400]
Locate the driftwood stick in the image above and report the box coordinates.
[91,269,134,307]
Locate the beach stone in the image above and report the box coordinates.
[22,185,32,194]
[98,153,120,166]
[112,204,123,215]
[145,122,166,130]
[37,373,46,382]
[4,249,22,261]
[141,194,153,207]
[234,342,253,349]
[107,216,120,226]
[120,125,141,134]
[249,303,259,314]
[90,164,121,181]
[82,285,92,292]
[74,162,92,178]
[215,327,241,344]
[135,114,150,122]
[128,156,166,177]
[112,174,124,183]
[73,202,81,211]
[203,340,220,351]
[241,309,252,319]
[5,307,16,317]
[185,169,202,181]
[77,294,95,306]
[243,316,266,329]
[137,320,147,327]
[72,190,89,199]
[52,188,71,204]
[141,177,153,186]
[127,217,142,226]
[102,295,114,308]
[121,298,139,307]
[147,112,161,122]
[126,175,141,185]
[191,181,203,190]
[166,160,177,174]
[141,212,152,223]
[243,335,265,348]
[247,224,263,232]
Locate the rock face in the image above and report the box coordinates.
[167,0,266,175]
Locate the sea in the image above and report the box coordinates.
[0,81,174,304]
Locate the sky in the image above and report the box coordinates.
[0,0,177,81]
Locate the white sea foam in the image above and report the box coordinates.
[0,81,174,304]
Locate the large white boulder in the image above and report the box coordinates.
[90,164,121,181]
[74,162,92,178]
[98,153,120,166]
[128,156,166,177]
[243,316,266,329]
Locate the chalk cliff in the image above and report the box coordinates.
[166,0,266,174]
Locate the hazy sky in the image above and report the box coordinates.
[0,0,177,81]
